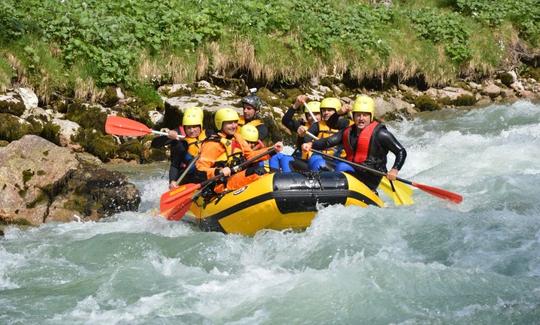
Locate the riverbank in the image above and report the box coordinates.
[1,73,539,163]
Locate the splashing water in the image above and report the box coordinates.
[2,101,540,324]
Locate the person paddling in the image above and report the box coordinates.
[304,97,351,171]
[282,95,321,158]
[196,108,283,193]
[302,95,407,191]
[151,107,211,189]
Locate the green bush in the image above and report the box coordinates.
[409,9,471,63]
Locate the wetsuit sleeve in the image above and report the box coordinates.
[169,141,188,182]
[312,130,344,150]
[304,123,320,143]
[282,107,300,132]
[326,113,351,130]
[336,117,351,130]
[151,136,172,148]
[256,124,269,142]
[378,127,407,170]
[326,112,339,129]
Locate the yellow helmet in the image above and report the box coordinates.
[304,101,321,113]
[320,97,342,111]
[182,107,204,126]
[214,108,239,130]
[352,95,375,118]
[240,124,259,142]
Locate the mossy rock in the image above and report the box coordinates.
[117,139,144,162]
[39,122,61,145]
[65,102,108,131]
[453,81,471,91]
[73,128,118,162]
[63,194,90,216]
[414,95,440,111]
[437,97,454,106]
[280,88,303,107]
[257,87,283,107]
[101,86,120,107]
[147,147,168,161]
[453,94,476,106]
[498,72,514,87]
[522,67,540,81]
[117,102,156,128]
[0,96,25,116]
[0,113,32,141]
[0,140,9,147]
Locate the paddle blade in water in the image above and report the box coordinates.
[379,177,414,206]
[105,116,153,137]
[412,182,463,204]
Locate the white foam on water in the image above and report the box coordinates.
[52,292,170,325]
[2,102,540,323]
[0,246,25,289]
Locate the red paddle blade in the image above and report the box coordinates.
[412,182,463,204]
[162,196,194,221]
[105,116,153,136]
[159,183,201,214]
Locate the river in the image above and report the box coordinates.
[1,101,540,324]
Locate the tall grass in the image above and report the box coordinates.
[0,0,537,99]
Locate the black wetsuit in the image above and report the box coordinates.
[312,123,406,190]
[151,128,212,185]
[282,107,307,151]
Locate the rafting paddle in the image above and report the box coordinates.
[160,147,277,220]
[310,149,463,204]
[105,115,184,138]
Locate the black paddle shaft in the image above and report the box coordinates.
[310,149,413,186]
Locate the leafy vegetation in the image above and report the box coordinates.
[0,0,538,95]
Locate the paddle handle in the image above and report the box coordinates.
[151,129,186,139]
[151,130,170,136]
[175,156,200,184]
[311,149,387,176]
[310,149,462,204]
[305,131,319,140]
[303,102,318,122]
[192,147,277,200]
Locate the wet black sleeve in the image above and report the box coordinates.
[378,128,407,170]
[256,124,269,141]
[304,123,320,143]
[312,130,344,150]
[169,141,188,182]
[326,113,350,130]
[282,107,302,132]
[151,136,172,148]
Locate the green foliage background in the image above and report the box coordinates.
[0,0,538,92]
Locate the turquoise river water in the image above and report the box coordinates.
[1,101,540,324]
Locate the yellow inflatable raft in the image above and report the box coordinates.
[182,171,383,235]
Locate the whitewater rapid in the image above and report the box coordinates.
[1,101,540,324]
